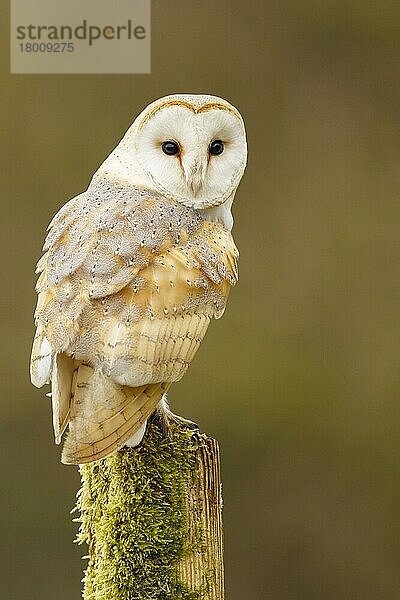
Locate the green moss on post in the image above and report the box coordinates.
[75,419,224,600]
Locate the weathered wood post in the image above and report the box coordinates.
[75,418,224,599]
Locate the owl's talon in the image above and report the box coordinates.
[153,404,199,437]
[167,413,199,431]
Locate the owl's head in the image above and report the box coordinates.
[94,94,247,211]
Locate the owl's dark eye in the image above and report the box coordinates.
[209,140,224,156]
[162,140,180,156]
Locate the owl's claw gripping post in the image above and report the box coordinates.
[167,412,199,431]
[153,401,199,440]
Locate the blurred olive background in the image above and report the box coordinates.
[2,1,400,599]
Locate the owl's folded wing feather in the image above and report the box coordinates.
[61,365,170,464]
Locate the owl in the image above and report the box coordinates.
[30,94,247,464]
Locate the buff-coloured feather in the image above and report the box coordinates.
[61,364,169,464]
[51,353,76,444]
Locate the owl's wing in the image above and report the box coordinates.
[32,182,238,463]
[61,365,170,463]
[87,220,237,388]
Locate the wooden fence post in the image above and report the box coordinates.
[75,418,224,599]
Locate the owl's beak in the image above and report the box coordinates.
[182,155,207,196]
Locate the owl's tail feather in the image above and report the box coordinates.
[61,364,169,465]
[51,353,78,445]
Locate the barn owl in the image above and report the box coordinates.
[30,94,247,464]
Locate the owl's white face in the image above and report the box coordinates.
[94,94,247,211]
